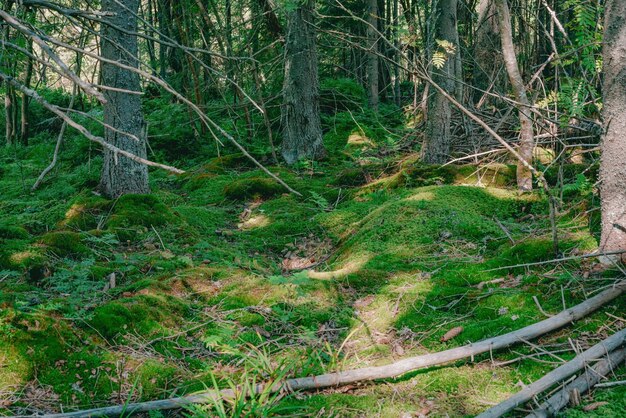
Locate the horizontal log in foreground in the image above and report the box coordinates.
[31,280,625,418]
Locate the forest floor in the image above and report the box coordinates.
[0,129,625,417]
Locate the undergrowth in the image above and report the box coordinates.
[0,100,623,417]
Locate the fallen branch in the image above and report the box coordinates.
[525,348,626,418]
[26,280,625,418]
[477,327,626,418]
[485,250,626,272]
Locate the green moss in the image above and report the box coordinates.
[223,177,285,201]
[40,231,89,257]
[333,168,369,187]
[107,194,178,228]
[454,164,516,187]
[61,195,110,230]
[134,359,181,399]
[0,223,29,239]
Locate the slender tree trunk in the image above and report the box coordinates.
[496,0,534,191]
[393,0,401,107]
[281,0,325,164]
[2,0,16,146]
[367,0,379,110]
[5,84,15,146]
[99,0,150,198]
[422,0,459,164]
[20,37,34,146]
[599,0,626,262]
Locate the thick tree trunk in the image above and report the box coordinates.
[366,0,379,110]
[599,0,626,262]
[422,0,459,164]
[496,0,534,191]
[280,0,325,164]
[99,0,150,198]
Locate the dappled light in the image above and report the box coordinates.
[1,0,625,416]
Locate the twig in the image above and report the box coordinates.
[485,250,626,272]
[594,379,626,388]
[533,296,553,318]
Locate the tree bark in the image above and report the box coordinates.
[473,0,503,105]
[20,37,34,146]
[525,348,626,418]
[99,0,150,198]
[366,0,379,110]
[599,0,626,262]
[423,0,459,164]
[281,0,325,164]
[496,0,534,191]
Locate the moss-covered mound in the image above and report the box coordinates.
[40,231,88,257]
[223,177,285,201]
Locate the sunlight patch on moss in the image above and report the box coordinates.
[308,254,370,280]
[238,214,271,230]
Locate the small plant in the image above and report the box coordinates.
[185,345,304,417]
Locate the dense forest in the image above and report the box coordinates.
[0,0,625,416]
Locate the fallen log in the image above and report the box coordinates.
[525,348,626,418]
[31,280,625,418]
[476,327,626,418]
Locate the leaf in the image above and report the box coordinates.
[440,326,463,342]
[432,51,447,69]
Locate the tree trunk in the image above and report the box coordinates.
[473,0,503,105]
[99,0,150,198]
[422,0,459,164]
[366,0,379,110]
[496,0,534,191]
[20,37,34,146]
[281,0,325,164]
[599,0,626,262]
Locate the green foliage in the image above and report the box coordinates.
[320,77,367,113]
[0,223,29,239]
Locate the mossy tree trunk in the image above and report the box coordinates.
[280,0,325,164]
[423,0,460,164]
[99,0,150,198]
[496,0,534,191]
[599,0,626,261]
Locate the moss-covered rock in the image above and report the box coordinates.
[223,177,284,201]
[40,231,88,257]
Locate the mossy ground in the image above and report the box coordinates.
[0,126,623,417]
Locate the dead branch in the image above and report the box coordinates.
[25,280,625,418]
[0,10,106,104]
[525,348,626,418]
[477,328,626,418]
[0,73,185,175]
